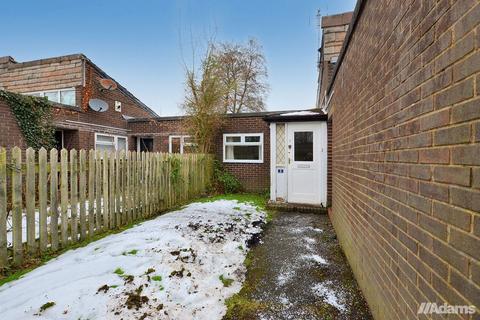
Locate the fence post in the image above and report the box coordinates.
[38,148,48,253]
[115,151,121,226]
[126,151,132,223]
[135,151,140,220]
[120,150,126,225]
[50,148,59,251]
[70,149,78,243]
[95,150,102,231]
[148,152,153,216]
[143,152,148,217]
[131,151,135,221]
[140,152,145,218]
[103,150,109,230]
[26,148,36,254]
[88,150,95,237]
[0,148,7,268]
[60,149,69,246]
[79,150,87,241]
[109,151,115,228]
[11,147,23,266]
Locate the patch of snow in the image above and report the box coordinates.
[0,200,266,320]
[302,254,328,265]
[276,269,295,286]
[303,237,316,244]
[312,281,346,312]
[6,199,106,247]
[288,227,306,234]
[278,294,291,306]
[280,111,320,116]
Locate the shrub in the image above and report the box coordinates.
[213,160,242,194]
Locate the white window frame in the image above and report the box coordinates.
[25,88,76,106]
[168,135,196,154]
[94,133,128,152]
[223,133,264,164]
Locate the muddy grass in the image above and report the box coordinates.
[224,212,372,320]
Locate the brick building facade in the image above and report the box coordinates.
[0,54,285,192]
[322,1,480,319]
[0,54,158,151]
[129,112,274,192]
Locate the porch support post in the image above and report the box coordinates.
[269,122,276,202]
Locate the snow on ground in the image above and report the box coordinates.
[312,281,347,312]
[6,200,103,246]
[302,253,328,265]
[0,200,266,320]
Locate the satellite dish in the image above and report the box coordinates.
[99,78,117,91]
[88,98,109,112]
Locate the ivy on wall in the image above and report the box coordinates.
[0,90,55,149]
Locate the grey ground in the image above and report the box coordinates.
[224,211,372,320]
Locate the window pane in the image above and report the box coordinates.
[96,144,115,153]
[226,136,241,143]
[171,137,181,153]
[225,145,260,160]
[117,137,127,151]
[29,92,42,97]
[139,138,153,152]
[245,136,260,143]
[60,90,75,106]
[44,91,59,103]
[183,136,194,144]
[294,131,313,161]
[96,135,114,144]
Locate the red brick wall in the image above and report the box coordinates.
[129,116,271,192]
[0,55,83,93]
[327,119,332,206]
[213,117,270,193]
[0,99,26,149]
[328,1,480,319]
[127,118,187,152]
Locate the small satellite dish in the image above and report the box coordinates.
[88,98,109,112]
[99,78,117,91]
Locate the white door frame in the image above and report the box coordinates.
[270,121,327,206]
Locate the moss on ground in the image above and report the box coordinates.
[219,275,234,287]
[224,295,266,320]
[223,202,275,320]
[196,193,268,210]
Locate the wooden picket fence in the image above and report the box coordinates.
[0,147,213,269]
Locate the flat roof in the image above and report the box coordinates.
[127,109,321,123]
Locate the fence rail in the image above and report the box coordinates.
[0,147,213,269]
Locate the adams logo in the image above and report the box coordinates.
[418,302,476,315]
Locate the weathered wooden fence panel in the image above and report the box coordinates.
[0,148,213,269]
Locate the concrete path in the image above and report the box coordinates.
[224,211,372,320]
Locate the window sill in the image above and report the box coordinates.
[223,160,264,164]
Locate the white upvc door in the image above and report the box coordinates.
[287,122,327,205]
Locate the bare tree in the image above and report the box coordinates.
[182,43,226,153]
[213,38,269,113]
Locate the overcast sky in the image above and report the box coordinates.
[1,0,356,115]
